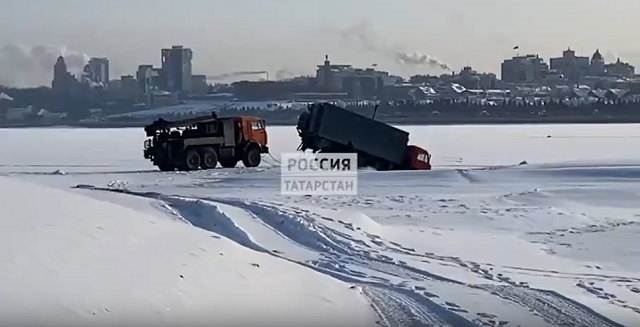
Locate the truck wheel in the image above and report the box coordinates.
[183,148,201,171]
[242,145,261,168]
[200,147,218,169]
[219,157,238,168]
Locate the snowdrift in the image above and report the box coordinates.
[0,177,377,327]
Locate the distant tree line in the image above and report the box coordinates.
[217,98,640,122]
[0,86,140,120]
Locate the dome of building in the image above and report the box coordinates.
[591,49,603,62]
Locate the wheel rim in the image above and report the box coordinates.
[205,153,217,167]
[250,152,259,165]
[188,153,200,168]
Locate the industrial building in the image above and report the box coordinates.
[315,55,402,98]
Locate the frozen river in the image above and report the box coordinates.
[1,123,640,326]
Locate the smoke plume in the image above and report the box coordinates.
[207,70,268,80]
[395,52,451,70]
[274,68,297,81]
[334,21,452,71]
[0,44,90,87]
[207,68,298,82]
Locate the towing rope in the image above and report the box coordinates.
[266,151,281,166]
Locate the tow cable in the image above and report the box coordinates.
[267,152,281,165]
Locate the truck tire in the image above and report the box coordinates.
[242,145,261,168]
[219,157,238,168]
[183,148,201,171]
[200,147,218,169]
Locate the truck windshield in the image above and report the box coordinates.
[251,121,265,130]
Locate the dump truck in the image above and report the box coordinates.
[143,113,269,171]
[296,102,431,171]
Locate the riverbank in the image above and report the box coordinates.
[3,115,640,129]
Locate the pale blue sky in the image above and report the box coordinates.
[1,0,639,85]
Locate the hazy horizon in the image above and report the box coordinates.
[1,0,639,87]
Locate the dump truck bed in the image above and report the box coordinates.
[308,103,409,165]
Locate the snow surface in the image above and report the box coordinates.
[1,124,640,326]
[0,177,377,327]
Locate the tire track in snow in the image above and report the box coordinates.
[210,198,357,256]
[73,185,628,327]
[209,198,627,327]
[204,198,481,326]
[164,197,269,253]
[481,285,625,327]
[210,198,463,285]
[295,263,472,327]
[363,287,452,327]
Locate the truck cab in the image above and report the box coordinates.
[240,117,268,151]
[405,145,432,170]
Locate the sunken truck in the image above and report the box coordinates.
[143,113,269,171]
[296,102,431,171]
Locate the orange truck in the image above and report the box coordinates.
[143,113,268,171]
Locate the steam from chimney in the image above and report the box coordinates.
[395,52,451,70]
[207,71,268,80]
[274,68,297,81]
[207,68,298,82]
[334,21,452,71]
[0,44,90,87]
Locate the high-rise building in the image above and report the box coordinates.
[52,56,75,93]
[160,45,193,93]
[137,65,155,94]
[550,48,590,83]
[500,55,549,83]
[88,57,110,86]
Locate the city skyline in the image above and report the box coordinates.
[6,44,635,89]
[1,0,640,87]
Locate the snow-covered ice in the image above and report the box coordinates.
[0,176,378,327]
[1,124,640,326]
